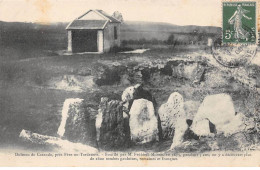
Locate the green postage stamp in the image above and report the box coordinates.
[222,1,257,43]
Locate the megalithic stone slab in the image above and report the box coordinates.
[129,99,159,144]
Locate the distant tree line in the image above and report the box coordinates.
[121,33,213,46]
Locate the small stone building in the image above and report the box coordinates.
[66,9,121,53]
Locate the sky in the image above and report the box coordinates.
[0,0,222,26]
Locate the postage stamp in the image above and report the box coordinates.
[222,1,257,43]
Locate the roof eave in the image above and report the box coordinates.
[66,20,108,30]
[66,20,75,30]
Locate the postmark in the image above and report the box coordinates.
[212,43,257,67]
[222,1,257,44]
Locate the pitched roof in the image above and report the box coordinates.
[95,10,121,23]
[67,20,107,30]
[66,9,121,30]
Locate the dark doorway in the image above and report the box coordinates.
[72,30,97,52]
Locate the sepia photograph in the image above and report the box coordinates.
[0,0,259,167]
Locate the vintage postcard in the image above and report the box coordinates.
[0,0,260,167]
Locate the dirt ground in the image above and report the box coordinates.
[0,44,259,153]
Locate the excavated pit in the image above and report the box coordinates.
[14,53,260,152]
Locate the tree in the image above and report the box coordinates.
[112,11,124,23]
[166,34,176,45]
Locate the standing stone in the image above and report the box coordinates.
[129,99,159,144]
[191,93,245,137]
[96,97,131,150]
[158,92,187,139]
[57,98,97,147]
[122,84,137,115]
[121,84,157,117]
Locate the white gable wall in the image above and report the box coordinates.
[79,11,105,20]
